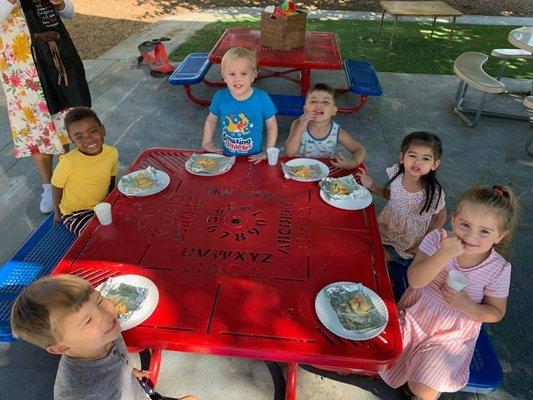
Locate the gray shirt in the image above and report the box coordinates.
[54,336,148,400]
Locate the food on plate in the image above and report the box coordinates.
[99,280,148,321]
[293,165,311,179]
[195,155,218,170]
[331,181,350,195]
[134,173,156,189]
[114,301,128,316]
[325,284,387,332]
[348,293,370,315]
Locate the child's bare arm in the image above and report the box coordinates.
[440,289,507,322]
[331,130,367,169]
[428,207,447,232]
[284,115,313,157]
[264,115,278,149]
[357,171,389,199]
[408,229,464,288]
[249,116,278,164]
[202,113,222,154]
[52,185,63,223]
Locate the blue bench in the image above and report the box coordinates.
[390,263,503,394]
[270,94,305,116]
[344,59,383,97]
[270,59,383,115]
[335,59,382,113]
[0,214,76,341]
[169,53,213,105]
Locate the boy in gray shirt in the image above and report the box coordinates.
[11,275,198,400]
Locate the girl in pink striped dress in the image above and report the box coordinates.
[379,185,518,400]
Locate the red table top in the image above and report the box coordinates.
[209,28,343,70]
[53,149,401,371]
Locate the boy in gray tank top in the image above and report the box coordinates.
[11,275,198,400]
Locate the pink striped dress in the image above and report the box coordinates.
[379,229,511,392]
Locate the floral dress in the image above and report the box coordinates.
[0,4,69,158]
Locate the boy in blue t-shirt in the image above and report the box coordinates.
[202,47,278,163]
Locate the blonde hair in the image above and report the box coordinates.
[221,47,256,73]
[456,185,519,256]
[10,275,93,349]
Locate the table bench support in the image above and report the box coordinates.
[183,85,211,106]
[285,362,298,400]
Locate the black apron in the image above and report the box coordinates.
[19,0,91,114]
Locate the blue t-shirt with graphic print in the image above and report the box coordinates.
[209,87,277,156]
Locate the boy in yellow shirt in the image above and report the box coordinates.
[51,107,118,235]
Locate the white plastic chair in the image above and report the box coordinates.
[453,52,505,126]
[491,49,532,81]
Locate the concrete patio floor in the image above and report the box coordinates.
[0,10,531,400]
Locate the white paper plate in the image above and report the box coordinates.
[97,274,159,331]
[319,188,372,210]
[118,169,170,197]
[315,281,388,341]
[284,158,330,182]
[185,153,236,176]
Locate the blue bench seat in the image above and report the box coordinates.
[0,214,76,341]
[270,94,305,116]
[169,53,211,86]
[390,263,503,394]
[344,59,383,96]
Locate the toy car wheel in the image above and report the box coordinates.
[137,56,143,65]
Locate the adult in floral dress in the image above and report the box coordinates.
[0,0,90,213]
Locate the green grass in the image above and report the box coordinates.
[170,18,532,79]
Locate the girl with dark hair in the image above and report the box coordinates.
[358,131,447,267]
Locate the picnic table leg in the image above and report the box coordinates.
[300,70,311,95]
[389,16,398,51]
[449,16,457,42]
[431,16,436,37]
[148,349,162,387]
[378,10,386,38]
[285,362,298,400]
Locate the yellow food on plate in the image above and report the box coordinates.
[114,301,128,316]
[196,156,218,170]
[331,181,350,195]
[134,173,156,189]
[348,293,370,315]
[293,165,311,179]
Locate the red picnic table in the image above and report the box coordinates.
[170,28,383,114]
[52,148,401,400]
[209,28,343,95]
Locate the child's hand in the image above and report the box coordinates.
[202,142,222,154]
[296,111,315,130]
[438,229,464,258]
[54,211,63,224]
[330,154,356,170]
[356,171,373,190]
[133,368,151,380]
[439,282,472,311]
[249,152,266,164]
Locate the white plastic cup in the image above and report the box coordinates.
[93,202,112,225]
[446,270,468,291]
[266,147,280,165]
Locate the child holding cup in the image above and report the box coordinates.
[379,185,518,400]
[51,107,118,235]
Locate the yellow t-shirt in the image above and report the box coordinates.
[51,144,119,215]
